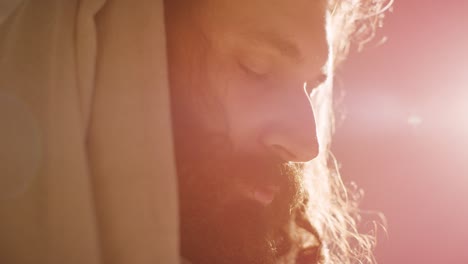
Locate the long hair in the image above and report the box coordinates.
[301,1,393,263]
[166,1,394,263]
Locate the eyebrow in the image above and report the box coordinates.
[241,30,330,80]
[245,31,303,63]
[245,30,329,69]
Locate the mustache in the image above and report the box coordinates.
[174,123,306,187]
[174,127,308,210]
[199,150,305,189]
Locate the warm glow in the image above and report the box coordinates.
[332,1,468,263]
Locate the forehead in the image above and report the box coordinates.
[196,0,327,24]
[196,0,329,68]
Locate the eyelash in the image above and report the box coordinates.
[238,59,270,79]
[237,55,328,93]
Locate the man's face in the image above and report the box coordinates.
[167,0,329,263]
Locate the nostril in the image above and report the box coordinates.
[270,144,297,161]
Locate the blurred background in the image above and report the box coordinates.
[332,1,468,263]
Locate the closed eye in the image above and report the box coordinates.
[238,54,273,79]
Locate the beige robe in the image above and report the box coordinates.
[0,0,179,263]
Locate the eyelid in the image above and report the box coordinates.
[238,54,273,77]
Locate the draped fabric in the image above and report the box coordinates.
[0,0,179,263]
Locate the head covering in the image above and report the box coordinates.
[0,1,179,263]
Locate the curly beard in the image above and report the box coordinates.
[173,115,311,264]
[168,43,323,263]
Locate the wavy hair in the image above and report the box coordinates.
[301,1,393,263]
[166,0,393,263]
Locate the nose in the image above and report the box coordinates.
[261,89,319,163]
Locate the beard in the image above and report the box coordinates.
[173,113,307,264]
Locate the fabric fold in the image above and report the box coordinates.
[0,0,178,263]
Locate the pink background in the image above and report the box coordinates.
[333,1,468,263]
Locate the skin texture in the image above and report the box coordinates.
[166,0,330,263]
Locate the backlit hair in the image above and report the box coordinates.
[305,0,393,263]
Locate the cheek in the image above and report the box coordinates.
[222,75,276,152]
[185,54,234,135]
[204,53,281,153]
